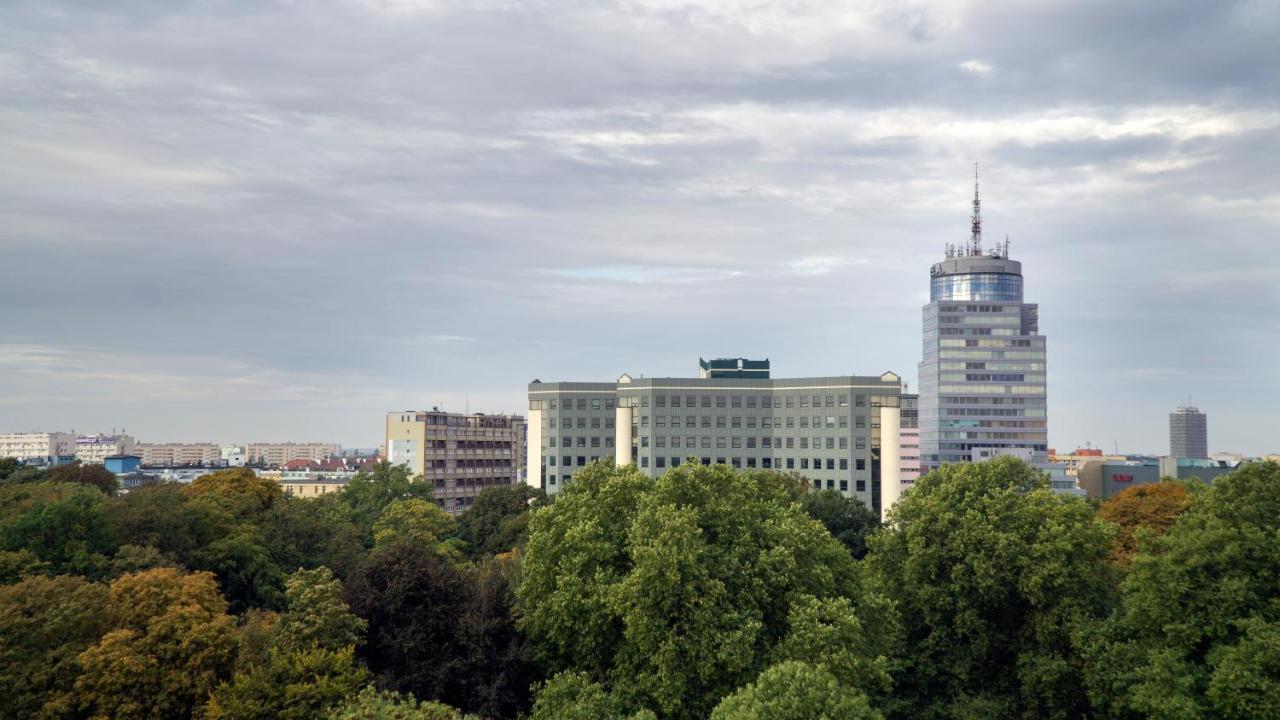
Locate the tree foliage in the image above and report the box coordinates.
[709,661,881,720]
[520,460,892,720]
[333,462,435,545]
[73,568,239,719]
[457,484,545,557]
[800,488,881,559]
[0,574,110,719]
[46,461,120,495]
[326,686,466,720]
[1097,480,1194,565]
[867,456,1114,720]
[348,538,536,716]
[276,566,367,652]
[1082,461,1280,719]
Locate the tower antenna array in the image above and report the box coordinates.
[970,161,983,256]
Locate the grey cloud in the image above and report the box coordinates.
[0,0,1277,452]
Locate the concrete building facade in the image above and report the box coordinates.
[1169,406,1208,459]
[386,411,526,514]
[136,443,222,467]
[245,442,340,467]
[1077,458,1236,499]
[0,432,76,465]
[527,361,904,515]
[75,434,137,464]
[899,393,921,486]
[919,179,1047,471]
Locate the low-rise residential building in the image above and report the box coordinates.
[0,432,77,465]
[75,433,137,464]
[386,410,526,514]
[279,478,348,498]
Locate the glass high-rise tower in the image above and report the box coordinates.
[918,171,1048,471]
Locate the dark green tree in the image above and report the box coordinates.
[800,488,881,559]
[46,461,120,495]
[0,481,116,576]
[867,457,1114,720]
[458,484,545,557]
[520,461,892,720]
[348,537,535,717]
[1081,461,1280,719]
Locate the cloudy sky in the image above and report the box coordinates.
[2,0,1277,454]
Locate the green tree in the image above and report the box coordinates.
[1097,480,1194,565]
[800,488,881,559]
[0,575,110,719]
[205,645,371,720]
[260,495,365,579]
[335,462,435,545]
[710,661,881,720]
[73,568,239,720]
[0,456,46,484]
[326,686,465,720]
[186,468,284,515]
[348,537,535,716]
[519,461,891,720]
[1082,461,1280,719]
[528,672,656,720]
[373,498,464,560]
[867,457,1114,720]
[46,461,120,495]
[458,484,545,557]
[0,481,116,576]
[276,566,366,652]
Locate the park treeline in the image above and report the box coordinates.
[1,455,1277,720]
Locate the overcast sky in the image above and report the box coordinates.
[2,0,1277,454]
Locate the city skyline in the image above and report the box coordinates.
[2,2,1278,455]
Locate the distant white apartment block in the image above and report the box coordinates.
[245,442,340,467]
[0,432,77,464]
[75,433,137,464]
[136,443,222,467]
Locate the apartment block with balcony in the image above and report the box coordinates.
[386,411,526,514]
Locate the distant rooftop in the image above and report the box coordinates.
[698,357,770,379]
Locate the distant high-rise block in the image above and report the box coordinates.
[919,172,1048,470]
[1169,406,1208,459]
[385,411,525,514]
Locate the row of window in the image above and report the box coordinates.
[543,394,873,411]
[643,436,861,451]
[635,415,864,429]
[548,453,868,471]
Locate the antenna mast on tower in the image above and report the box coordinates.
[970,162,983,256]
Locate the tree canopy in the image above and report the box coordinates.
[1,452,1276,720]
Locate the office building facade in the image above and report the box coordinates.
[1169,406,1208,459]
[919,178,1047,470]
[386,411,525,513]
[527,361,904,514]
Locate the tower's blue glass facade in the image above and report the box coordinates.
[919,255,1048,470]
